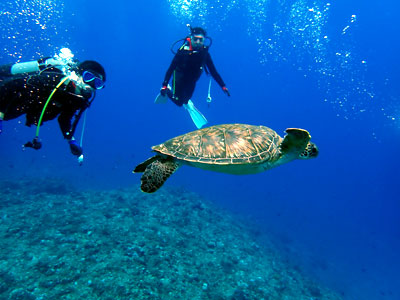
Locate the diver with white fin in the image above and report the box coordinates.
[183,100,208,129]
[0,48,106,163]
[157,25,230,129]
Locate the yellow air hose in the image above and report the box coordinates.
[35,76,70,138]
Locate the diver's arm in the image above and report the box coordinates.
[58,109,76,140]
[58,87,91,139]
[0,77,29,119]
[205,53,226,88]
[58,108,84,157]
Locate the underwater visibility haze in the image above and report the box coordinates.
[0,0,399,299]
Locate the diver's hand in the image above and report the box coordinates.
[24,138,42,150]
[160,85,169,96]
[69,139,83,156]
[78,154,84,166]
[222,86,230,97]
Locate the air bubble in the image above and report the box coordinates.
[1,0,67,62]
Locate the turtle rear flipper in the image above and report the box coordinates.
[140,158,179,193]
[280,128,311,155]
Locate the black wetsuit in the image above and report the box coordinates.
[162,46,226,106]
[0,67,92,139]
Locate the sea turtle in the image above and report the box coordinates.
[133,124,318,193]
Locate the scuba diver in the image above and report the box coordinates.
[157,26,230,129]
[0,48,106,163]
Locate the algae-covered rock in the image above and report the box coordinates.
[0,179,343,300]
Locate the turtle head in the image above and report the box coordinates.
[298,142,318,159]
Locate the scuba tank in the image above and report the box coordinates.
[8,48,77,76]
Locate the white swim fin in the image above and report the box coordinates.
[183,100,208,129]
[154,84,171,104]
[154,93,168,104]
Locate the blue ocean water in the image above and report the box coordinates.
[0,0,399,299]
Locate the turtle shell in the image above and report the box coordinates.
[152,124,283,165]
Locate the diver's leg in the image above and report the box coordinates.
[0,64,13,78]
[172,79,196,106]
[170,81,186,106]
[0,78,29,120]
[182,81,196,104]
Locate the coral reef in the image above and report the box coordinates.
[0,179,342,300]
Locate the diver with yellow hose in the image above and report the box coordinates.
[0,48,106,161]
[158,26,230,129]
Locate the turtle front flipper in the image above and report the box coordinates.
[138,157,179,193]
[133,155,159,173]
[280,128,311,155]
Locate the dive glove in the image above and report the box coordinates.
[160,85,169,96]
[222,86,230,97]
[24,138,42,150]
[69,140,83,156]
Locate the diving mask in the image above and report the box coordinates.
[82,71,105,90]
